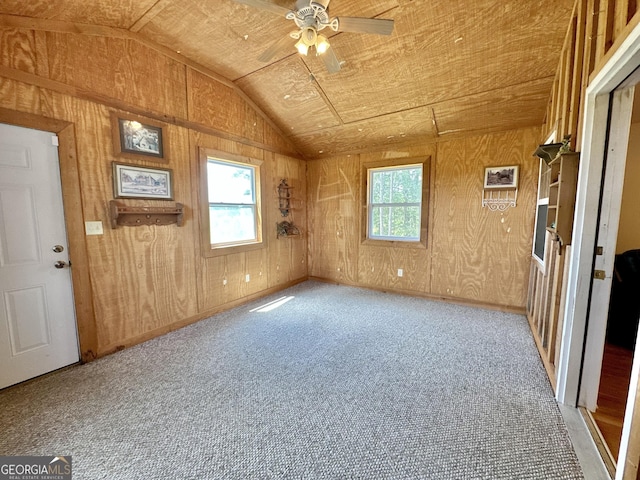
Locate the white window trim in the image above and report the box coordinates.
[532,133,556,268]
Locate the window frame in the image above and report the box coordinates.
[199,147,265,257]
[532,159,550,268]
[361,156,430,249]
[532,133,556,269]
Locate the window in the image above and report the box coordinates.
[533,196,548,262]
[200,148,264,255]
[362,158,429,246]
[532,135,555,266]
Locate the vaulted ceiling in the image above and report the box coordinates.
[0,0,575,158]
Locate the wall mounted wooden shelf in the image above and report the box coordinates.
[109,201,184,228]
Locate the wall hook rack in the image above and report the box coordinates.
[482,189,518,211]
[109,200,184,228]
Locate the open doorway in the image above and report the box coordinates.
[591,91,640,463]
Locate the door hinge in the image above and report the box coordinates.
[594,270,606,280]
[596,246,604,255]
[51,135,59,146]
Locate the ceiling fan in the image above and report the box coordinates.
[233,0,395,73]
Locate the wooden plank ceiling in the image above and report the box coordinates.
[0,0,575,159]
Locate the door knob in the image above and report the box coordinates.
[52,245,64,253]
[54,261,67,269]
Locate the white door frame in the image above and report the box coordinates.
[556,24,640,408]
[579,85,636,411]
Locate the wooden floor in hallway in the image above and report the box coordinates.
[593,342,634,462]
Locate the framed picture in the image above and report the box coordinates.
[113,162,173,200]
[111,112,168,162]
[484,165,519,189]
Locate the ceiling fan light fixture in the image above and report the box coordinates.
[316,34,330,55]
[295,38,309,56]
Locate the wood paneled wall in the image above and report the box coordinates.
[308,127,541,310]
[0,27,307,359]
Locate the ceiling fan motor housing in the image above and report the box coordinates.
[291,0,331,29]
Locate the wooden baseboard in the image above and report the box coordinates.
[308,276,526,314]
[96,277,308,358]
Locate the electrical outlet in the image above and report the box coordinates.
[85,221,104,235]
[397,269,403,277]
[223,279,227,286]
[245,274,250,283]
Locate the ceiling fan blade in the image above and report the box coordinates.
[335,16,394,35]
[258,33,296,62]
[320,45,341,74]
[233,0,291,16]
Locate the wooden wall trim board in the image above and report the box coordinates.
[0,65,298,157]
[0,14,300,156]
[568,10,585,146]
[0,107,98,362]
[128,0,173,33]
[576,0,598,148]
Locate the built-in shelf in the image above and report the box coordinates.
[545,152,579,246]
[109,200,184,228]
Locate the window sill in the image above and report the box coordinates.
[361,238,427,249]
[204,240,265,258]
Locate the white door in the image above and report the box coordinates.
[0,123,79,389]
[578,86,635,409]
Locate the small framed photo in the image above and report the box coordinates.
[484,165,519,189]
[111,112,167,162]
[113,162,173,200]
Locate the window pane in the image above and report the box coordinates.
[208,161,255,204]
[370,206,421,240]
[371,166,422,204]
[533,204,548,261]
[210,205,256,244]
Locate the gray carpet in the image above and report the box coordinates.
[0,281,583,479]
